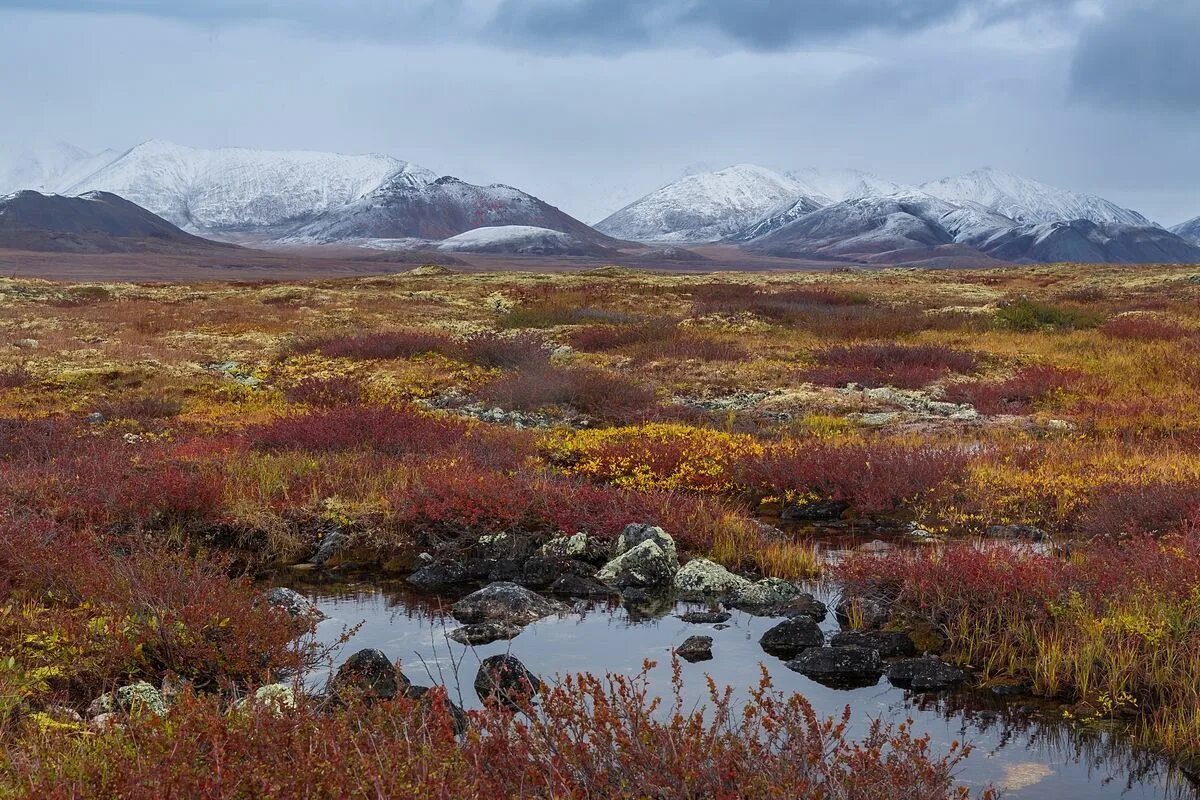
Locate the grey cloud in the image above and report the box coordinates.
[1069,1,1200,113]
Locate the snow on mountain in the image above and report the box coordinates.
[724,195,825,242]
[921,168,1153,227]
[968,220,1200,264]
[1172,216,1200,245]
[61,140,435,233]
[594,164,814,243]
[785,167,906,204]
[0,142,121,195]
[436,225,611,256]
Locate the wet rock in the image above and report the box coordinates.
[731,578,801,611]
[407,561,469,591]
[678,610,731,624]
[261,587,325,620]
[886,656,966,691]
[759,617,824,659]
[451,582,568,626]
[483,558,526,583]
[406,685,469,734]
[614,524,678,567]
[311,529,348,567]
[985,524,1049,542]
[448,622,523,646]
[519,555,593,589]
[786,646,884,689]
[596,540,677,588]
[830,630,917,658]
[549,573,620,598]
[673,558,752,598]
[989,680,1030,698]
[88,682,168,718]
[781,498,848,522]
[834,594,891,630]
[475,654,542,711]
[676,635,714,663]
[332,649,410,701]
[775,593,828,622]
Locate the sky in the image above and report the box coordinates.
[0,0,1196,225]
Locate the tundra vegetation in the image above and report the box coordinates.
[0,262,1198,796]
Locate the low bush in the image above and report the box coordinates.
[289,329,458,360]
[478,365,658,421]
[1101,315,1192,341]
[282,375,367,407]
[995,299,1103,332]
[803,344,980,389]
[459,331,550,369]
[0,366,33,389]
[942,364,1082,414]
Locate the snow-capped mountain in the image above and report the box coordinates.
[288,175,614,246]
[968,220,1200,264]
[595,165,814,243]
[436,225,611,256]
[786,167,906,204]
[0,142,121,196]
[920,168,1153,227]
[1172,216,1200,245]
[59,140,435,234]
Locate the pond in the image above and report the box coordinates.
[286,576,1197,800]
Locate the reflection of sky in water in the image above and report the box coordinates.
[294,579,1194,800]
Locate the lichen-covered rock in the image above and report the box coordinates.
[238,683,297,714]
[475,654,542,711]
[311,529,348,566]
[676,635,714,663]
[519,555,593,589]
[673,558,752,597]
[541,532,607,563]
[448,621,523,646]
[886,656,967,691]
[732,578,801,610]
[830,630,917,658]
[786,646,883,689]
[678,610,731,624]
[88,681,168,718]
[614,524,678,567]
[597,540,677,588]
[451,582,568,626]
[759,616,824,659]
[776,593,828,622]
[332,648,410,701]
[261,587,326,620]
[407,562,469,591]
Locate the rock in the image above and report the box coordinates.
[451,582,568,626]
[620,589,675,621]
[474,654,542,711]
[407,562,469,591]
[775,593,828,622]
[732,578,801,611]
[830,630,917,658]
[886,656,966,691]
[311,530,348,566]
[781,499,848,522]
[596,540,677,588]
[678,610,731,624]
[614,524,678,567]
[759,617,824,659]
[448,622,523,646]
[834,594,891,630]
[14,338,38,349]
[989,680,1029,698]
[483,558,525,583]
[786,646,884,689]
[672,558,752,598]
[475,532,535,561]
[261,587,325,620]
[519,555,593,589]
[985,524,1049,542]
[676,635,714,663]
[541,532,608,564]
[548,573,620,598]
[239,683,297,714]
[406,685,469,734]
[332,649,410,701]
[85,411,105,425]
[88,681,167,718]
[89,712,121,731]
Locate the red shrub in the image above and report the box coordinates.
[282,375,367,407]
[803,344,979,389]
[478,365,658,422]
[94,395,184,421]
[460,331,550,369]
[1077,482,1200,538]
[1101,315,1192,341]
[941,364,1083,414]
[290,329,458,360]
[0,365,33,389]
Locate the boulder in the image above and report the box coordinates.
[781,498,848,521]
[678,610,731,624]
[673,558,752,598]
[311,529,348,566]
[261,587,325,620]
[614,524,678,567]
[776,593,828,622]
[596,540,677,588]
[451,582,568,626]
[238,683,297,715]
[475,532,535,561]
[332,649,410,701]
[676,635,714,663]
[732,578,801,611]
[519,555,594,589]
[541,532,609,564]
[786,646,884,689]
[886,656,966,691]
[834,594,891,630]
[830,630,917,658]
[549,573,620,598]
[87,682,167,718]
[475,654,542,711]
[407,562,469,591]
[758,617,824,659]
[448,622,523,646]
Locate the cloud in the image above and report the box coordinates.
[1069,1,1200,113]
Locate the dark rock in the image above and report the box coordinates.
[519,555,592,589]
[474,654,542,711]
[781,499,848,522]
[774,593,828,622]
[447,622,523,646]
[451,582,568,626]
[311,529,348,567]
[548,573,620,598]
[759,616,824,659]
[474,532,535,561]
[407,562,469,591]
[676,635,713,663]
[887,656,966,691]
[678,610,731,624]
[485,558,526,583]
[830,630,917,658]
[261,587,325,620]
[406,685,469,735]
[713,623,730,630]
[990,681,1030,698]
[332,649,409,701]
[786,646,883,689]
[834,594,891,630]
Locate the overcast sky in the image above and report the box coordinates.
[0,0,1196,225]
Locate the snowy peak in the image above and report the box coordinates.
[920,167,1152,227]
[61,140,437,233]
[1172,216,1200,245]
[595,164,815,243]
[785,167,907,204]
[0,142,121,195]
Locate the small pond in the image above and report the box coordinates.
[287,576,1196,800]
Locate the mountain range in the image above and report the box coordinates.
[1,141,1197,265]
